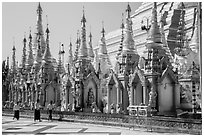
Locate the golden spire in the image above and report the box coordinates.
[146,2,162,48]
[78,7,88,58]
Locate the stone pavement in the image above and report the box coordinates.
[2,116,188,135]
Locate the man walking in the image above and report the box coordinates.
[13,101,20,120]
[47,100,54,121]
[34,99,42,122]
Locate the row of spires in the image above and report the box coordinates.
[10,2,107,76]
[10,2,199,77]
[10,2,162,76]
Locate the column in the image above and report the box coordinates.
[192,81,196,113]
[130,86,134,106]
[22,88,24,103]
[66,88,69,109]
[25,89,28,103]
[143,82,146,105]
[107,85,110,113]
[117,87,120,105]
[9,89,11,103]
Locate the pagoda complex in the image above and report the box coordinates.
[2,2,201,116]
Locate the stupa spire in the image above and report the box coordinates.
[33,35,43,72]
[81,6,86,27]
[67,38,73,65]
[22,33,27,69]
[57,43,64,74]
[26,28,34,72]
[146,2,162,47]
[98,21,108,55]
[12,38,16,75]
[67,38,73,74]
[78,7,88,59]
[97,21,112,75]
[160,13,173,62]
[122,3,135,52]
[37,2,42,15]
[74,30,80,62]
[42,21,52,62]
[41,23,54,76]
[126,3,131,18]
[88,28,94,60]
[45,15,50,48]
[34,2,46,56]
[120,13,125,47]
[116,13,125,60]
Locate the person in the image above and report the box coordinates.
[47,100,54,121]
[34,99,42,122]
[13,101,20,120]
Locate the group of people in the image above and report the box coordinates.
[13,99,55,122]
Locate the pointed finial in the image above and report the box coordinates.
[29,27,32,39]
[81,6,86,24]
[121,13,125,29]
[61,43,65,54]
[12,37,16,51]
[126,2,131,18]
[146,2,162,45]
[101,21,105,37]
[46,15,50,34]
[23,32,27,43]
[89,26,92,38]
[76,30,79,44]
[37,2,42,14]
[46,15,48,26]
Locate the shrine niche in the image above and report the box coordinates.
[44,84,56,107]
[107,70,122,113]
[158,67,180,113]
[61,73,74,111]
[129,66,149,106]
[83,72,100,111]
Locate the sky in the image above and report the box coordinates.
[2,1,142,65]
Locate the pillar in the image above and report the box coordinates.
[116,87,120,105]
[130,86,134,106]
[121,80,129,114]
[192,81,196,113]
[25,89,28,103]
[143,83,146,105]
[107,85,111,113]
[65,88,69,109]
[22,88,24,103]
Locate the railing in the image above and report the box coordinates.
[128,105,148,116]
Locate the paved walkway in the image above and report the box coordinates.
[2,116,187,135]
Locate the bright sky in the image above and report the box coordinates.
[2,1,142,65]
